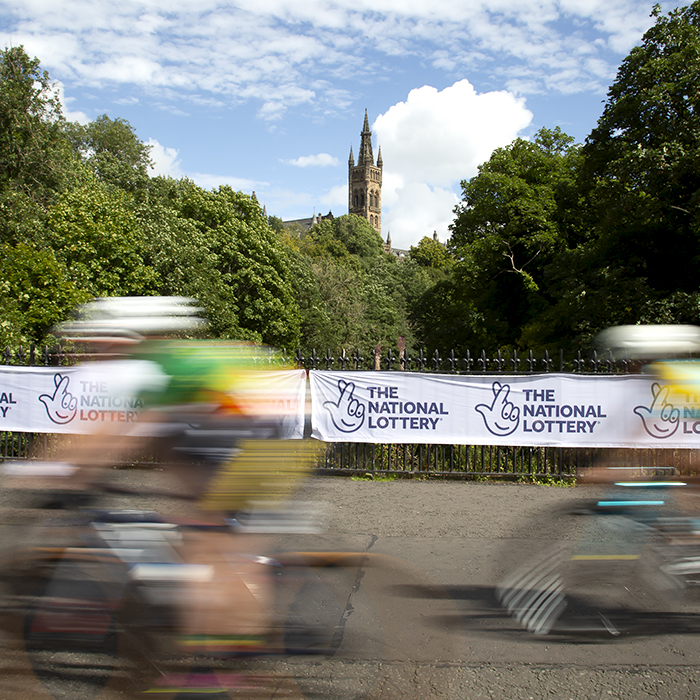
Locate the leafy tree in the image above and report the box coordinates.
[307,214,383,260]
[444,127,583,351]
[67,115,152,195]
[301,257,368,349]
[0,46,76,253]
[297,215,385,349]
[303,221,354,263]
[0,46,74,203]
[537,1,700,345]
[267,215,285,234]
[409,236,454,270]
[581,3,700,298]
[411,272,492,353]
[0,243,83,346]
[296,254,421,353]
[286,211,436,352]
[333,214,384,258]
[0,188,50,248]
[48,172,160,297]
[144,179,301,347]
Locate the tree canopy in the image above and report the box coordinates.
[583,2,700,299]
[66,115,153,195]
[432,2,700,354]
[0,47,306,350]
[441,127,583,351]
[0,46,73,203]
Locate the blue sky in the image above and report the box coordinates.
[0,0,682,250]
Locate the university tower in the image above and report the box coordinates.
[348,110,382,234]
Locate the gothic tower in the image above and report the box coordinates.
[348,110,382,234]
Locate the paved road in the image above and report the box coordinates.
[2,473,700,699]
[284,478,700,700]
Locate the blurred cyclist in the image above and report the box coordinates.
[50,296,313,655]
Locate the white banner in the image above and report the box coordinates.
[0,365,307,437]
[310,371,700,448]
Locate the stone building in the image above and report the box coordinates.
[348,110,382,235]
[348,112,407,257]
[281,211,334,233]
[283,110,397,250]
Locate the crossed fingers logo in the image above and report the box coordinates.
[39,373,78,425]
[323,379,365,433]
[475,381,520,436]
[634,382,680,439]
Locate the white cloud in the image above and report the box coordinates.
[374,80,532,187]
[256,182,345,222]
[284,153,339,168]
[146,138,266,192]
[190,172,268,193]
[259,187,317,217]
[1,0,676,119]
[51,80,90,124]
[114,95,140,106]
[6,0,677,249]
[373,80,532,248]
[258,101,288,122]
[382,183,459,251]
[147,138,183,178]
[319,183,347,211]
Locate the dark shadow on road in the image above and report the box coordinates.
[388,583,700,643]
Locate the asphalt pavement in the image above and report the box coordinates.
[2,472,700,699]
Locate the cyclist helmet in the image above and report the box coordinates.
[54,296,207,344]
[596,324,700,360]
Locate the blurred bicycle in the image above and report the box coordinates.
[498,325,700,638]
[0,297,386,698]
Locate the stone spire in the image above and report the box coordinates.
[348,145,354,166]
[358,109,374,166]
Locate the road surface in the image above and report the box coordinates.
[2,472,700,699]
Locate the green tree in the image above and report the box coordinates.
[444,127,583,351]
[361,254,426,351]
[144,179,301,347]
[512,3,700,351]
[67,115,152,195]
[0,243,83,346]
[48,173,160,297]
[301,257,367,349]
[0,46,77,254]
[411,272,492,353]
[288,212,433,352]
[409,236,454,270]
[581,2,700,315]
[267,215,285,234]
[303,221,354,263]
[307,214,383,260]
[0,46,73,203]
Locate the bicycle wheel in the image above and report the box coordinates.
[0,548,156,700]
[496,493,694,638]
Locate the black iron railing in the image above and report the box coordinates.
[293,347,632,374]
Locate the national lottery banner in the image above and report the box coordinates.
[0,365,307,438]
[310,371,700,448]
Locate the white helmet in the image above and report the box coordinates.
[596,324,700,359]
[55,296,207,343]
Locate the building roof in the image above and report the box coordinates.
[282,211,334,233]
